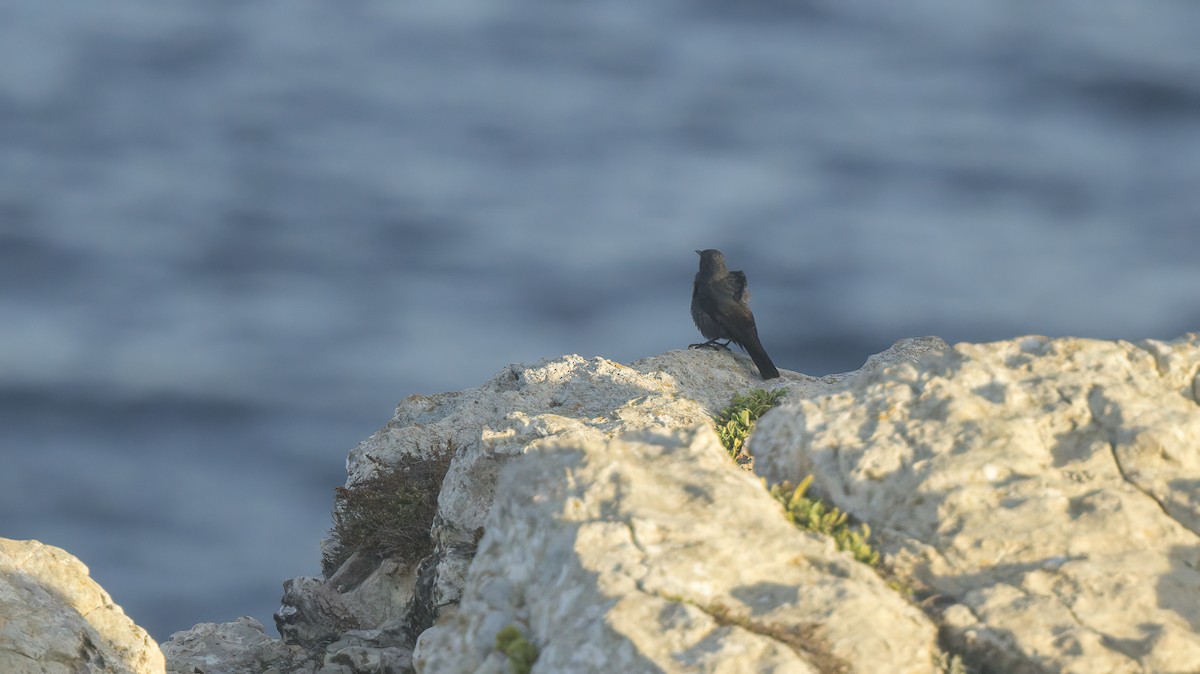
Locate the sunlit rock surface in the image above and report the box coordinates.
[753,335,1200,673]
[0,538,164,674]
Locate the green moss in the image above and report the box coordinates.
[713,390,975,670]
[322,448,454,576]
[712,388,881,569]
[495,625,538,674]
[714,387,788,461]
[769,476,879,567]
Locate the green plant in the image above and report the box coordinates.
[711,390,962,665]
[322,448,454,576]
[714,387,788,460]
[935,651,971,674]
[769,476,880,567]
[711,388,881,569]
[495,625,538,674]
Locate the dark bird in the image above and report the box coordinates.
[690,249,780,380]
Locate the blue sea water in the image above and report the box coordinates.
[2,0,1199,641]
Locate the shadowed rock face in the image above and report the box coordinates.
[0,539,165,674]
[161,617,300,674]
[753,335,1200,673]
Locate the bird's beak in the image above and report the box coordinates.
[695,250,702,256]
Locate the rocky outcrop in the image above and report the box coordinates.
[0,538,164,674]
[413,426,939,673]
[163,617,305,674]
[752,335,1200,673]
[163,340,942,673]
[32,334,1200,672]
[165,334,1200,673]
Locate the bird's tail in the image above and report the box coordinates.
[743,331,780,380]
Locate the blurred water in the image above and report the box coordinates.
[2,0,1198,641]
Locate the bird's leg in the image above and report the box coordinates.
[688,339,732,351]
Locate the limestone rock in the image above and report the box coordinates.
[291,349,792,653]
[163,616,312,674]
[0,538,164,674]
[166,339,944,674]
[328,339,942,639]
[276,577,362,647]
[414,426,939,673]
[752,335,1200,673]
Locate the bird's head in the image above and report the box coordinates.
[695,249,727,274]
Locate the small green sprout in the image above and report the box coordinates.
[714,388,788,460]
[769,476,880,567]
[495,625,538,674]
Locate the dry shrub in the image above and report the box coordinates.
[322,448,453,577]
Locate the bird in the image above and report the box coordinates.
[690,249,780,380]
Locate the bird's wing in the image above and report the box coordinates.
[711,277,758,346]
[729,270,749,303]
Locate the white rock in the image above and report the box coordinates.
[167,339,945,673]
[339,341,943,628]
[162,616,311,674]
[316,350,781,641]
[414,426,939,674]
[752,335,1200,673]
[0,538,165,674]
